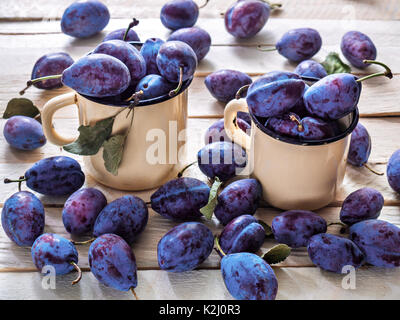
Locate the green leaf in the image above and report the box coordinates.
[102,135,125,176]
[63,117,115,155]
[262,244,291,264]
[321,52,352,74]
[200,177,223,220]
[3,98,40,119]
[257,220,273,237]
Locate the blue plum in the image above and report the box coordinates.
[294,60,327,79]
[221,252,278,300]
[272,210,327,248]
[62,188,107,236]
[103,29,140,42]
[348,123,371,166]
[340,188,383,225]
[197,141,247,181]
[31,52,74,89]
[89,234,137,291]
[304,73,360,120]
[157,222,214,272]
[350,220,400,268]
[276,28,322,62]
[204,118,250,145]
[93,40,146,85]
[156,41,197,82]
[62,54,131,97]
[32,233,78,274]
[387,149,400,194]
[219,215,265,254]
[205,69,252,103]
[246,79,305,117]
[61,0,110,38]
[3,116,46,150]
[151,177,210,221]
[160,0,199,30]
[214,179,262,225]
[140,38,165,75]
[7,156,85,196]
[290,84,310,118]
[168,27,211,61]
[2,191,44,246]
[93,195,148,245]
[341,31,377,69]
[307,233,364,273]
[135,74,175,100]
[248,71,300,95]
[224,0,271,38]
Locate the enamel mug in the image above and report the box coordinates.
[224,98,359,211]
[41,80,191,191]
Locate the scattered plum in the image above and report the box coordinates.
[103,29,140,42]
[61,0,110,38]
[157,222,214,272]
[3,116,46,150]
[197,141,247,181]
[140,38,165,75]
[221,252,278,300]
[205,69,252,103]
[62,188,107,236]
[151,177,210,221]
[272,210,327,248]
[93,195,148,245]
[341,31,377,69]
[168,27,211,61]
[294,60,327,79]
[276,28,322,62]
[160,0,199,30]
[348,122,371,167]
[387,149,400,194]
[340,188,383,225]
[219,215,265,254]
[214,179,262,225]
[89,233,138,291]
[307,233,364,273]
[350,220,400,268]
[2,191,45,246]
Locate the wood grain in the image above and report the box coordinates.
[0,0,398,20]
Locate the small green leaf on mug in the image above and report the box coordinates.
[63,117,114,155]
[103,134,125,176]
[262,244,291,265]
[3,98,40,119]
[257,220,273,237]
[321,52,352,74]
[200,177,223,220]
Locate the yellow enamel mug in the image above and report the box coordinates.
[41,82,190,191]
[224,98,359,211]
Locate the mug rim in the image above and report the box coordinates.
[78,76,193,107]
[249,107,359,146]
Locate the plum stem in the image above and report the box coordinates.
[71,238,95,245]
[235,84,250,100]
[70,262,82,285]
[169,67,184,97]
[198,0,209,9]
[256,45,277,52]
[17,176,24,192]
[130,287,139,300]
[289,114,304,132]
[364,163,384,176]
[124,90,144,104]
[20,75,62,95]
[356,60,393,82]
[214,235,226,258]
[123,18,139,42]
[177,161,197,178]
[4,177,27,185]
[262,1,282,10]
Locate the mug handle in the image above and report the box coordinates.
[41,92,78,146]
[224,98,251,151]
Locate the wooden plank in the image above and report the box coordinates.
[0,0,398,21]
[1,266,400,300]
[1,206,399,270]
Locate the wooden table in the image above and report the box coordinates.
[0,0,399,300]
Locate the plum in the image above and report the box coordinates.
[160,0,199,30]
[387,149,400,194]
[341,31,377,69]
[135,74,175,100]
[348,123,371,167]
[294,60,327,79]
[168,27,211,61]
[204,118,250,145]
[140,38,165,75]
